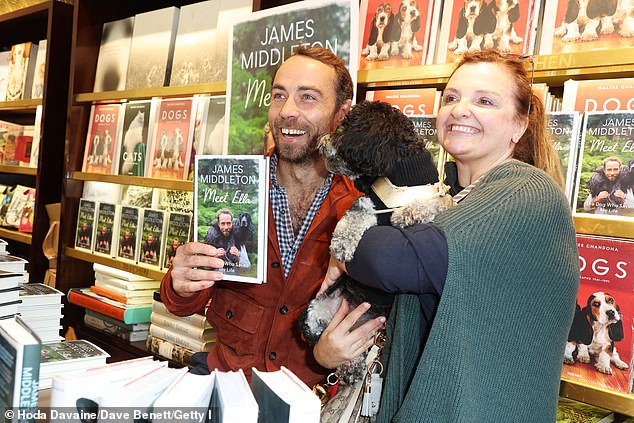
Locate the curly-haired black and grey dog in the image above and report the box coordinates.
[298,100,453,385]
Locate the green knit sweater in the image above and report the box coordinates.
[377,161,580,422]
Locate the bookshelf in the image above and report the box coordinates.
[0,1,73,283]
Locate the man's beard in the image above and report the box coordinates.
[271,120,326,165]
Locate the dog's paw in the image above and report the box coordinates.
[614,357,629,370]
[330,197,378,262]
[390,194,452,228]
[595,362,613,375]
[563,354,575,365]
[577,352,591,364]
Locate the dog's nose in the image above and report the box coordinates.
[469,5,476,13]
[607,309,615,319]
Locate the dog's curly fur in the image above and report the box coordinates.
[298,101,451,385]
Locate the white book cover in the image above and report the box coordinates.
[170,0,222,86]
[194,155,269,284]
[126,7,180,90]
[0,51,11,101]
[213,0,253,84]
[225,0,358,154]
[5,42,36,101]
[93,262,155,282]
[93,17,135,92]
[30,39,46,99]
[211,369,259,422]
[28,105,42,168]
[193,95,226,156]
[153,371,215,411]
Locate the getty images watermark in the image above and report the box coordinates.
[4,407,218,422]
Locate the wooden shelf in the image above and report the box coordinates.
[0,99,42,111]
[71,171,193,191]
[574,215,634,240]
[74,82,227,104]
[0,165,37,175]
[560,378,634,417]
[65,247,166,281]
[359,48,634,87]
[0,227,32,244]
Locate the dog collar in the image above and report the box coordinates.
[371,177,445,209]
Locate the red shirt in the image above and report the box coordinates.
[160,174,361,387]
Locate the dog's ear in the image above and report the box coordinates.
[589,0,617,19]
[568,303,592,344]
[411,14,421,32]
[456,9,469,38]
[564,0,580,23]
[509,3,521,23]
[368,19,379,45]
[609,317,625,342]
[475,2,497,34]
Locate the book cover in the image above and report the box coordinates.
[94,274,159,291]
[4,185,31,229]
[116,205,141,262]
[213,0,254,83]
[556,397,614,423]
[139,208,166,268]
[572,111,634,218]
[163,212,192,269]
[121,185,153,208]
[40,340,109,369]
[226,0,358,154]
[192,95,226,157]
[562,78,634,113]
[0,256,28,274]
[0,119,24,166]
[91,283,154,305]
[85,309,151,332]
[546,112,582,204]
[170,0,222,86]
[154,188,194,214]
[93,17,135,92]
[152,371,215,409]
[30,39,46,99]
[28,105,42,168]
[82,104,123,174]
[358,0,435,70]
[210,369,259,422]
[15,134,34,166]
[435,0,534,64]
[5,42,36,101]
[67,287,152,324]
[75,198,97,251]
[0,51,10,101]
[84,313,148,342]
[18,283,63,307]
[562,234,634,394]
[366,87,441,115]
[117,100,155,177]
[125,7,180,90]
[194,155,269,283]
[539,0,634,56]
[146,334,196,367]
[93,202,120,257]
[0,316,40,413]
[409,115,443,167]
[147,97,196,180]
[17,188,35,233]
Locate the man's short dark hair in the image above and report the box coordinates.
[216,208,233,221]
[603,156,622,168]
[290,46,353,108]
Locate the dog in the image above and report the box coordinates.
[554,0,619,42]
[298,101,453,385]
[448,0,496,55]
[490,0,523,53]
[564,292,629,375]
[614,0,634,37]
[362,2,399,61]
[394,0,425,59]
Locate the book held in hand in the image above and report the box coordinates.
[194,155,269,283]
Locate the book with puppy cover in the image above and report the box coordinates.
[538,0,634,56]
[434,0,538,64]
[194,155,269,283]
[163,212,191,269]
[74,198,97,251]
[358,0,437,70]
[93,202,120,257]
[562,234,634,394]
[147,97,196,180]
[571,111,634,219]
[117,205,142,262]
[562,78,634,113]
[138,209,167,269]
[546,112,582,204]
[82,103,123,174]
[366,87,441,115]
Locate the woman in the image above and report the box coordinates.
[315,51,579,422]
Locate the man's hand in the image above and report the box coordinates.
[229,246,240,261]
[316,255,346,297]
[170,242,226,297]
[593,191,610,203]
[313,300,385,370]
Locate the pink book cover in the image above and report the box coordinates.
[82,104,122,174]
[436,0,532,64]
[359,0,435,70]
[148,98,195,180]
[366,87,440,115]
[18,189,35,233]
[562,234,634,394]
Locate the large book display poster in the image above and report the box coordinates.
[546,112,582,203]
[572,111,634,218]
[194,155,269,283]
[562,234,634,394]
[358,0,435,70]
[82,104,122,174]
[539,0,634,55]
[226,0,358,155]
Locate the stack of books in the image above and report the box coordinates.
[39,339,109,389]
[17,283,64,343]
[0,268,24,319]
[147,292,215,367]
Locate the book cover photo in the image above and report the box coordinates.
[163,212,192,269]
[94,202,119,257]
[194,155,269,283]
[75,199,97,251]
[93,17,135,92]
[366,87,441,116]
[117,205,141,262]
[82,104,123,174]
[118,100,155,177]
[139,209,166,268]
[572,111,634,219]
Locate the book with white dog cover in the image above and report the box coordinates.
[82,103,123,174]
[562,234,634,394]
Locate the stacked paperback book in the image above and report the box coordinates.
[17,283,64,344]
[39,339,109,389]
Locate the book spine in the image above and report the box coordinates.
[146,334,195,367]
[19,342,41,411]
[84,314,148,342]
[90,285,129,304]
[151,300,208,327]
[149,323,212,352]
[68,288,126,322]
[85,309,149,331]
[150,312,211,339]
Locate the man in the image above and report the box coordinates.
[204,208,240,267]
[120,228,135,259]
[141,232,159,264]
[77,221,92,248]
[160,46,384,388]
[96,224,110,252]
[165,237,180,267]
[584,156,625,212]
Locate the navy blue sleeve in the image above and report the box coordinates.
[346,223,447,296]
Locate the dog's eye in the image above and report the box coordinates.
[592,300,601,308]
[606,297,615,304]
